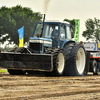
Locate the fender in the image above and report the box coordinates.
[62,40,75,49]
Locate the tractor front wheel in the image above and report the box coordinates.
[53,50,65,76]
[44,50,65,76]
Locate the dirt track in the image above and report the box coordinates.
[0,72,100,100]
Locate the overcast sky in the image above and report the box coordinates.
[0,0,100,41]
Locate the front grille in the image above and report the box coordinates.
[29,43,42,51]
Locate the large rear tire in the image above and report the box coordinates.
[64,43,86,76]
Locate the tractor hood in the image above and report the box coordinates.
[29,37,52,54]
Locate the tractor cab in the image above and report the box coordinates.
[29,21,72,54]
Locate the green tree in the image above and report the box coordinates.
[0,9,16,43]
[82,18,100,43]
[64,19,75,38]
[0,5,42,45]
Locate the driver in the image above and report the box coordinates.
[51,26,58,38]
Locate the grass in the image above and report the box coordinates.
[0,70,8,72]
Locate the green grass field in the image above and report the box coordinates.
[0,70,8,72]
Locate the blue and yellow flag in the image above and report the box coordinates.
[74,19,79,42]
[18,26,24,47]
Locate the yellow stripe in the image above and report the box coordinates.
[19,38,24,47]
[98,43,100,48]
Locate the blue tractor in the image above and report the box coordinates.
[0,15,86,76]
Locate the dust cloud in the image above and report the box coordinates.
[43,0,51,14]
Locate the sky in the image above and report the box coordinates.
[0,0,100,41]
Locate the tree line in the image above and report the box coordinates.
[0,5,100,47]
[64,18,100,43]
[0,5,42,45]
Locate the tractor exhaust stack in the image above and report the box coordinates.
[40,14,46,37]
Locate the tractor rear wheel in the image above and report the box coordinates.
[64,43,86,76]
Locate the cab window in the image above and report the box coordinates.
[61,25,66,39]
[67,26,71,40]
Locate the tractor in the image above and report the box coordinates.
[0,15,86,76]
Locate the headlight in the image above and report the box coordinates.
[29,40,43,43]
[29,39,52,44]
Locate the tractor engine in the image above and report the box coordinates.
[29,38,52,54]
